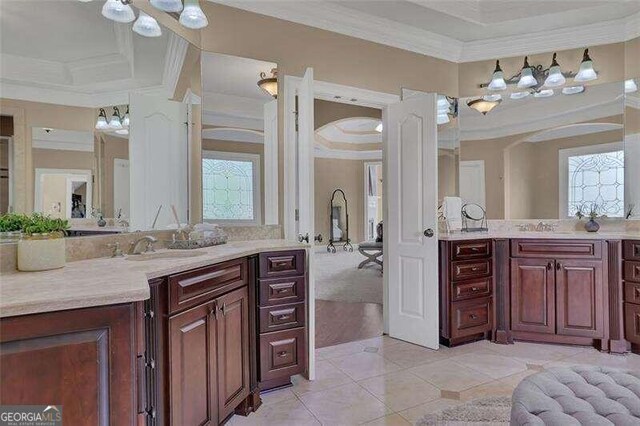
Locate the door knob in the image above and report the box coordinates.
[314,234,323,243]
[298,233,309,243]
[423,228,434,238]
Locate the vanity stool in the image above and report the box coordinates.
[357,242,383,270]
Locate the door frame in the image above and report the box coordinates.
[283,76,399,380]
[363,161,383,242]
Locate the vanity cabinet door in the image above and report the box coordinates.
[510,258,555,334]
[169,301,218,426]
[216,286,250,421]
[555,260,604,338]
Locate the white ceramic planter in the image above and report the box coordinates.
[17,236,66,272]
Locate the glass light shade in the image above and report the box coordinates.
[437,113,450,125]
[150,0,183,12]
[257,69,278,98]
[122,112,130,127]
[101,0,135,23]
[375,122,383,133]
[517,68,537,88]
[437,95,449,113]
[179,0,208,29]
[467,98,501,115]
[108,113,122,130]
[487,60,506,91]
[95,116,109,130]
[562,86,585,95]
[483,94,502,102]
[534,89,554,98]
[510,91,530,100]
[133,11,162,37]
[115,129,129,135]
[574,61,597,82]
[625,79,638,93]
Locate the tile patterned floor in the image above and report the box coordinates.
[228,337,640,425]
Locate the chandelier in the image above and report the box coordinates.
[257,69,278,98]
[89,0,208,38]
[96,106,130,135]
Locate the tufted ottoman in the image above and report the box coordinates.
[511,366,640,425]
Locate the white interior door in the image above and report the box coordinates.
[296,68,316,379]
[113,158,130,218]
[459,160,486,209]
[385,93,439,349]
[129,94,188,230]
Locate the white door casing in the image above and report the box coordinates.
[263,99,278,224]
[129,94,188,230]
[385,93,439,349]
[113,158,130,219]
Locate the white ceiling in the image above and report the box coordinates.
[212,0,640,62]
[0,0,187,107]
[316,117,382,144]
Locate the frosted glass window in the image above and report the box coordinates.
[202,153,259,222]
[568,150,624,217]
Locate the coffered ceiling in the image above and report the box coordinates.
[211,0,640,62]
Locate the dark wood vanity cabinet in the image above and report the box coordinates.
[623,240,640,348]
[439,239,494,346]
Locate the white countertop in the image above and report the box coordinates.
[0,240,308,318]
[439,231,640,241]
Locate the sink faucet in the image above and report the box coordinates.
[129,235,158,255]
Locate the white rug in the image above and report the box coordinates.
[314,249,383,304]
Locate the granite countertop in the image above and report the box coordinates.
[439,231,640,241]
[0,240,308,318]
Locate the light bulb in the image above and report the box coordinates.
[488,60,506,91]
[133,11,162,37]
[150,0,183,12]
[625,79,638,93]
[179,0,208,29]
[574,49,597,82]
[544,53,565,87]
[517,57,537,88]
[101,0,135,23]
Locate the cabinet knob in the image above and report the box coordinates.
[469,314,478,320]
[547,262,552,270]
[471,287,479,291]
[278,315,291,321]
[277,351,288,358]
[556,262,562,271]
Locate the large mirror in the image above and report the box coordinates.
[0,0,200,234]
[439,78,638,220]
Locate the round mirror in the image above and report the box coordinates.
[462,203,486,221]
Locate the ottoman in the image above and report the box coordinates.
[511,366,640,425]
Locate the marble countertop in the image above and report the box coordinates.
[439,231,640,241]
[0,240,308,318]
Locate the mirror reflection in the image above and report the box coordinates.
[0,0,200,234]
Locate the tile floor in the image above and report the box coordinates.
[228,337,640,425]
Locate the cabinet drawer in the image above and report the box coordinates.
[259,276,305,306]
[451,259,492,281]
[168,258,247,314]
[625,282,640,305]
[259,302,306,333]
[451,297,492,339]
[259,328,306,382]
[451,240,492,261]
[511,239,601,259]
[452,277,492,301]
[624,241,640,261]
[625,261,640,283]
[625,303,640,345]
[259,251,305,278]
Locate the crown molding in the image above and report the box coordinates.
[211,1,640,63]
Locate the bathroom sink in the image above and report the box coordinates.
[126,250,206,261]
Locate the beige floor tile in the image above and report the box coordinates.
[316,340,366,360]
[358,370,441,412]
[358,335,407,352]
[291,360,354,396]
[330,351,402,381]
[408,360,493,392]
[487,341,567,364]
[455,370,535,402]
[259,387,298,406]
[378,343,450,368]
[363,413,411,425]
[560,350,640,370]
[228,398,320,425]
[299,382,391,425]
[450,352,528,379]
[397,398,463,423]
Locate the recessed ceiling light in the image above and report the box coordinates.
[562,86,585,95]
[534,89,554,98]
[510,91,530,100]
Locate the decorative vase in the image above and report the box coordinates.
[584,219,600,233]
[97,216,107,227]
[17,234,66,272]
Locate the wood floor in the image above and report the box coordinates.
[315,299,383,348]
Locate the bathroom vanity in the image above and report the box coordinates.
[0,241,308,426]
[439,234,640,354]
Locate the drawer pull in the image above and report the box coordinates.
[471,267,479,271]
[471,247,480,251]
[471,287,479,291]
[277,351,288,358]
[469,314,478,320]
[278,314,291,321]
[276,288,290,294]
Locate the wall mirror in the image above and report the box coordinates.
[443,79,638,220]
[200,52,278,226]
[0,0,201,236]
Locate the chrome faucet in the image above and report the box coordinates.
[129,235,158,255]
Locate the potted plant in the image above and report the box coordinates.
[579,203,602,233]
[17,213,69,272]
[0,213,29,243]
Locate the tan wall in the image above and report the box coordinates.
[625,37,640,79]
[314,158,365,243]
[202,139,265,223]
[315,99,382,128]
[459,43,627,98]
[438,149,459,203]
[627,106,640,135]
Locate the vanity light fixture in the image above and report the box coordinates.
[487,60,507,91]
[562,86,585,95]
[467,97,501,115]
[544,53,566,87]
[108,107,123,130]
[257,68,278,98]
[101,0,135,23]
[534,89,554,98]
[517,57,537,88]
[180,0,208,29]
[95,108,109,130]
[510,91,530,100]
[626,79,638,93]
[437,95,458,123]
[122,106,130,127]
[574,49,597,82]
[150,0,183,12]
[133,11,162,37]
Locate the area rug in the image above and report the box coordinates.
[314,249,382,304]
[417,396,511,426]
